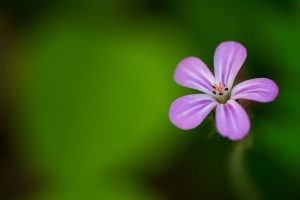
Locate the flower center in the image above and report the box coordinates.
[212,82,229,104]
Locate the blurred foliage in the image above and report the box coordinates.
[0,0,299,199]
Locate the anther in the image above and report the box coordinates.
[212,82,227,95]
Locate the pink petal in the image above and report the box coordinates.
[230,78,279,102]
[216,100,250,140]
[169,94,218,130]
[214,41,247,90]
[174,57,215,95]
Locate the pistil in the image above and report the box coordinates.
[212,82,229,103]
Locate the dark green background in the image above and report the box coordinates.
[0,0,298,199]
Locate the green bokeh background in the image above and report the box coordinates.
[0,0,299,199]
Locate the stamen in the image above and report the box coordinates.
[212,82,228,95]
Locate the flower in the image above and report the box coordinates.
[169,41,279,140]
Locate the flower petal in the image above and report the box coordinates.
[169,94,218,130]
[214,41,247,89]
[174,57,215,95]
[216,100,250,140]
[231,78,279,102]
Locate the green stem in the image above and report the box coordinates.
[228,136,264,200]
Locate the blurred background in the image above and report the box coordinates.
[0,0,299,199]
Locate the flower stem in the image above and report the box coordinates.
[228,136,264,200]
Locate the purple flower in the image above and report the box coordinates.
[169,41,278,140]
